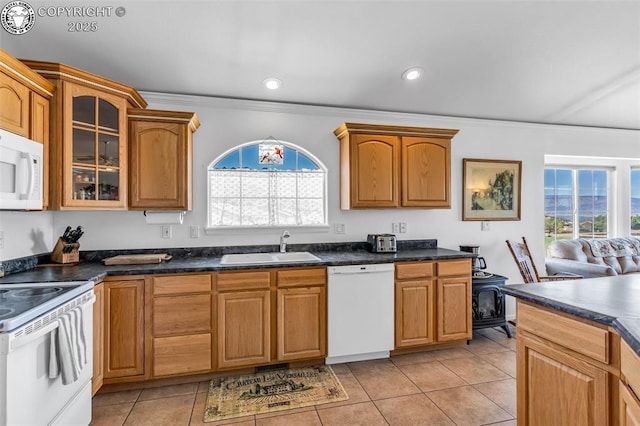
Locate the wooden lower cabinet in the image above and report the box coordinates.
[515,300,619,425]
[620,382,640,425]
[217,290,271,369]
[153,334,211,377]
[517,332,609,425]
[621,340,640,425]
[92,282,104,395]
[394,279,435,347]
[395,260,471,349]
[277,286,326,361]
[104,279,145,379]
[436,276,472,341]
[216,267,327,370]
[150,274,212,377]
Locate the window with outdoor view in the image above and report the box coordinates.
[632,168,640,236]
[207,141,327,228]
[544,168,609,249]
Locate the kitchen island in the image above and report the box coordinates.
[502,276,640,425]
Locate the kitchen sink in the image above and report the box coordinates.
[220,251,321,265]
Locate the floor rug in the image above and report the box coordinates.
[203,365,348,422]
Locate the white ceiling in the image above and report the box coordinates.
[4,0,640,130]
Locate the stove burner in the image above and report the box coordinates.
[0,308,15,319]
[11,287,63,298]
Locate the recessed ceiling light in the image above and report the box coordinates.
[402,67,424,81]
[263,77,282,90]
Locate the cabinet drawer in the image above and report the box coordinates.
[153,294,211,335]
[217,271,271,291]
[436,260,471,276]
[395,262,434,280]
[517,302,610,364]
[277,268,326,288]
[153,334,211,377]
[622,340,640,397]
[153,274,211,295]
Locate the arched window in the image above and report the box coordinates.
[208,140,327,228]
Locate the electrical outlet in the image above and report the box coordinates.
[0,231,4,248]
[334,223,346,234]
[190,225,200,238]
[161,225,172,238]
[399,222,407,233]
[481,221,490,231]
[391,222,400,233]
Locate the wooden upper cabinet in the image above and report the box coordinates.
[128,109,200,210]
[334,122,458,209]
[402,137,450,207]
[0,70,30,137]
[349,134,399,208]
[20,59,146,210]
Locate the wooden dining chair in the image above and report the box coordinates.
[506,237,582,283]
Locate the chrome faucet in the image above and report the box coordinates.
[280,230,290,253]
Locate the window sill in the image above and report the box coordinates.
[204,224,331,236]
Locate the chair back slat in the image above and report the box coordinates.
[506,237,541,283]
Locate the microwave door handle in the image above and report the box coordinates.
[19,152,34,200]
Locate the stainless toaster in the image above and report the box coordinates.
[367,234,397,253]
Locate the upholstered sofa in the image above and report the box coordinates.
[545,237,640,278]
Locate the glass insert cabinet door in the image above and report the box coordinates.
[64,82,127,207]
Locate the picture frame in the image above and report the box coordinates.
[462,158,522,221]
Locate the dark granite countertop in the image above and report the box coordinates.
[502,275,640,356]
[0,241,473,285]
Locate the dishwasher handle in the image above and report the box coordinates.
[328,263,394,275]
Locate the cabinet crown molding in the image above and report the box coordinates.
[20,59,147,109]
[0,48,55,97]
[334,122,459,139]
[128,108,200,132]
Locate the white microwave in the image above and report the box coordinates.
[0,129,43,210]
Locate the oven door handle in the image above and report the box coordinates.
[10,293,96,352]
[11,321,59,351]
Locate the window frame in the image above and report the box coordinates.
[544,166,613,241]
[205,140,329,233]
[631,167,640,236]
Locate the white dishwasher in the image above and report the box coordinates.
[326,263,395,364]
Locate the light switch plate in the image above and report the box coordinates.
[334,223,346,234]
[481,221,490,231]
[190,225,200,238]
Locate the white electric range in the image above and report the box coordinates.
[0,280,95,426]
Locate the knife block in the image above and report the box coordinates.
[50,238,80,264]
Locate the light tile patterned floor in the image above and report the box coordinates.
[91,327,516,426]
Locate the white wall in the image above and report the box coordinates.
[0,210,52,260]
[3,94,639,302]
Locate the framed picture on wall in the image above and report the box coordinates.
[462,158,522,221]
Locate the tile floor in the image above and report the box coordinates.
[91,326,516,426]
